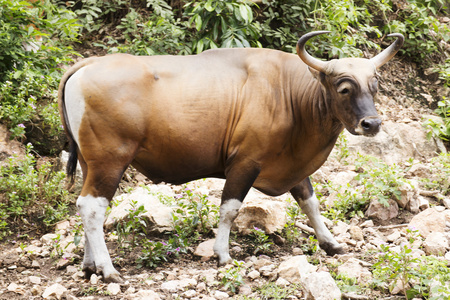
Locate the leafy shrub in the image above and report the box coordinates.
[0,0,79,146]
[424,97,450,142]
[185,0,262,53]
[0,144,70,238]
[247,226,273,255]
[422,153,450,195]
[220,260,245,293]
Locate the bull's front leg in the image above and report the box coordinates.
[290,178,345,255]
[214,163,261,265]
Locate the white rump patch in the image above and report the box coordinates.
[64,67,87,146]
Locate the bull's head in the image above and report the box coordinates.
[297,31,404,136]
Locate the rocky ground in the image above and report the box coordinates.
[1,61,450,299]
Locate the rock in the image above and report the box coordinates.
[253,257,273,271]
[107,283,121,295]
[443,198,450,209]
[194,239,215,261]
[277,255,317,284]
[365,199,398,221]
[40,233,59,244]
[386,231,401,242]
[418,196,430,210]
[247,270,260,280]
[398,182,417,209]
[7,283,25,294]
[160,279,197,292]
[275,277,291,287]
[239,284,253,296]
[233,198,287,234]
[409,207,447,238]
[125,290,161,300]
[361,220,374,228]
[182,290,197,298]
[349,226,364,241]
[423,232,449,256]
[337,258,372,283]
[303,272,342,300]
[90,273,100,285]
[29,275,41,284]
[333,221,350,236]
[343,120,441,165]
[42,283,67,300]
[105,187,173,232]
[213,290,229,299]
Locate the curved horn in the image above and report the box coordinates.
[296,31,331,72]
[370,33,404,69]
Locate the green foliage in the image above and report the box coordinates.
[372,228,450,299]
[281,198,302,244]
[115,200,148,248]
[247,226,273,255]
[171,186,219,237]
[220,260,245,293]
[136,236,186,269]
[259,283,301,300]
[323,155,412,220]
[424,97,450,142]
[186,0,261,53]
[422,153,450,195]
[0,0,79,142]
[0,144,70,238]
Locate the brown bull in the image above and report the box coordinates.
[58,31,404,283]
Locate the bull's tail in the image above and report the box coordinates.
[58,57,97,186]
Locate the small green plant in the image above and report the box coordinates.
[281,198,302,244]
[171,186,219,238]
[220,260,245,293]
[372,227,450,299]
[248,226,273,255]
[256,282,302,300]
[115,200,148,248]
[300,235,319,255]
[136,235,187,269]
[422,153,450,195]
[424,97,450,142]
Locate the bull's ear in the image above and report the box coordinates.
[308,66,325,82]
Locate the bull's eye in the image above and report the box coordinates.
[339,88,349,94]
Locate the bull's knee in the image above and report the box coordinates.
[214,199,242,265]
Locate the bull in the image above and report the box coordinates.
[58,31,404,283]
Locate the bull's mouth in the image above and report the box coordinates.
[349,116,382,137]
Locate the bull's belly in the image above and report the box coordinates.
[131,151,225,185]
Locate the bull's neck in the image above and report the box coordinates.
[287,68,344,162]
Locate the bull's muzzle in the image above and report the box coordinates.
[357,117,382,136]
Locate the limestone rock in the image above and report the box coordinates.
[365,199,398,221]
[277,255,317,284]
[42,283,67,300]
[337,258,372,283]
[233,198,287,234]
[125,290,161,300]
[303,272,342,300]
[349,226,364,241]
[423,232,449,256]
[343,120,441,165]
[105,187,173,232]
[107,283,121,295]
[409,207,447,238]
[194,239,215,261]
[213,290,230,299]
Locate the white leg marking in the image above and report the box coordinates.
[214,199,242,265]
[77,195,121,282]
[299,193,340,248]
[65,67,86,146]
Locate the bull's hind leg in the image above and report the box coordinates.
[77,161,130,283]
[214,163,260,265]
[290,178,345,256]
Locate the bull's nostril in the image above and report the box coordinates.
[360,118,382,134]
[361,120,371,130]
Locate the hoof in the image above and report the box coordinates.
[83,265,96,280]
[103,272,124,283]
[320,242,346,256]
[215,253,232,266]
